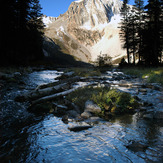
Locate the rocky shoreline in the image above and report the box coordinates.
[1,68,160,131]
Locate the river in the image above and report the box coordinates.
[0,69,163,162]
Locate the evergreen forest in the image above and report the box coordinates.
[120,0,163,67]
[0,0,162,66]
[0,0,44,65]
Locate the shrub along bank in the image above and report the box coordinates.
[66,87,139,119]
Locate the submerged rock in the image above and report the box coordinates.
[126,141,148,152]
[83,117,103,124]
[68,125,92,132]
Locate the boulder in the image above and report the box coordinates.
[81,112,92,119]
[62,115,69,124]
[85,100,101,114]
[67,110,79,118]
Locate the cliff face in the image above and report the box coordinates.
[66,0,121,28]
[43,0,127,63]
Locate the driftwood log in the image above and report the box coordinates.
[15,76,82,102]
[31,82,95,106]
[15,83,69,102]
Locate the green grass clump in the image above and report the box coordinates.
[66,86,110,112]
[142,69,163,85]
[122,67,163,85]
[66,87,139,117]
[92,89,138,115]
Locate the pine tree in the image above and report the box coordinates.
[128,7,138,64]
[143,0,162,66]
[0,0,44,65]
[0,0,17,64]
[134,0,144,63]
[26,0,44,61]
[119,0,131,64]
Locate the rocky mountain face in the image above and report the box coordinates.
[43,0,127,63]
[42,15,57,28]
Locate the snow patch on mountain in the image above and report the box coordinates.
[43,0,129,63]
[75,0,83,3]
[60,26,66,34]
[42,16,57,27]
[109,14,121,27]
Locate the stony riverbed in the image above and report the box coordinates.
[0,68,163,162]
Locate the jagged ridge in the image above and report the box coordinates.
[42,0,128,63]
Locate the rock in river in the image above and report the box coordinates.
[68,125,92,132]
[85,100,101,114]
[126,141,148,152]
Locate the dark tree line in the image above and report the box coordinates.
[119,0,163,67]
[0,0,44,65]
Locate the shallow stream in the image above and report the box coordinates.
[0,70,163,162]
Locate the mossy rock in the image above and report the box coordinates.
[93,89,139,117]
[66,87,139,119]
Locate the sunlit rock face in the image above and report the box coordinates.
[42,15,57,28]
[66,0,121,28]
[43,0,128,63]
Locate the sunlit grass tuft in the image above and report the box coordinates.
[66,87,138,116]
[122,67,163,85]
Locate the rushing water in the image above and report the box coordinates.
[0,70,163,163]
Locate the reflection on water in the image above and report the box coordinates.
[22,115,163,163]
[27,70,63,87]
[0,70,163,163]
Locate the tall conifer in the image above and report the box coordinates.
[134,0,144,63]
[0,0,44,65]
[119,0,131,64]
[143,0,162,66]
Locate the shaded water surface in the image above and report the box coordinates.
[0,70,163,163]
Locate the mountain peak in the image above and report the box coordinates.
[43,0,127,63]
[65,0,122,29]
